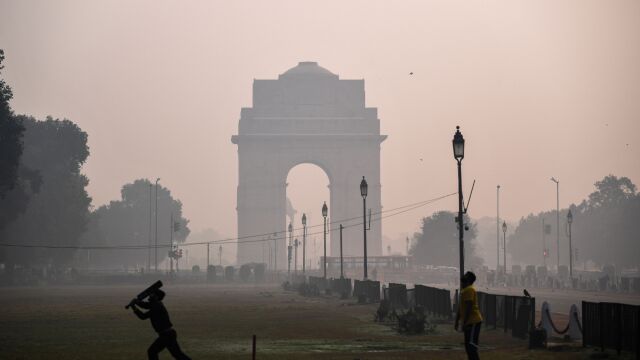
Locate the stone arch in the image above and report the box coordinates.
[283,160,334,188]
[231,62,386,267]
[284,162,331,271]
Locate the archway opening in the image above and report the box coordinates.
[286,163,330,272]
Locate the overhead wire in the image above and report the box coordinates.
[0,192,456,250]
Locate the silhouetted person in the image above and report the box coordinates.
[129,289,191,360]
[455,271,483,360]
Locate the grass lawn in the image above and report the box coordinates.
[0,283,623,359]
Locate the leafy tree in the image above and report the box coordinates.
[507,211,561,266]
[0,49,24,199]
[508,175,639,269]
[587,175,636,209]
[409,211,483,270]
[0,116,91,267]
[574,175,638,267]
[0,166,42,232]
[81,179,190,268]
[0,49,40,232]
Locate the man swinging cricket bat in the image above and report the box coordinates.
[127,281,191,360]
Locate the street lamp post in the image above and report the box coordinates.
[502,221,507,277]
[268,243,272,272]
[154,178,160,272]
[274,233,278,274]
[302,213,307,275]
[406,236,409,255]
[551,177,560,270]
[452,126,465,285]
[322,202,328,279]
[339,224,344,279]
[288,222,293,279]
[497,185,500,274]
[542,218,547,267]
[567,209,573,279]
[218,245,222,266]
[148,183,152,272]
[170,213,174,274]
[360,176,369,280]
[294,238,299,275]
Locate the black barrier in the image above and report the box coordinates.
[387,283,408,309]
[290,274,307,285]
[206,265,216,283]
[308,276,328,290]
[582,301,640,358]
[476,291,535,340]
[353,279,380,303]
[329,277,352,296]
[224,266,235,282]
[373,282,536,342]
[414,285,452,319]
[477,292,497,329]
[407,288,415,308]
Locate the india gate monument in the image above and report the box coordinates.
[232,62,386,267]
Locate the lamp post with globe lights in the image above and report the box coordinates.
[502,221,507,278]
[154,178,160,272]
[567,209,573,279]
[288,222,293,279]
[294,238,299,275]
[302,213,307,275]
[322,202,328,279]
[360,176,369,280]
[497,185,501,274]
[452,126,465,284]
[550,177,560,270]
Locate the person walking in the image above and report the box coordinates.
[455,271,483,360]
[129,289,191,360]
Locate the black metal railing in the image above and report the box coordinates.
[329,277,352,295]
[414,285,452,319]
[582,301,639,358]
[353,279,380,303]
[476,292,535,339]
[384,283,409,309]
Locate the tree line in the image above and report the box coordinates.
[508,175,639,270]
[0,50,189,271]
[408,175,638,272]
[409,212,484,270]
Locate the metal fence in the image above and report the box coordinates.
[582,301,640,358]
[329,277,352,295]
[385,283,409,309]
[353,279,381,302]
[476,292,535,339]
[414,285,452,319]
[308,276,328,290]
[293,276,539,343]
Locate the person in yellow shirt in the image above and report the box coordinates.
[455,271,483,360]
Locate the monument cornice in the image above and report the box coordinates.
[231,134,387,144]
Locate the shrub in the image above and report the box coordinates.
[395,306,436,335]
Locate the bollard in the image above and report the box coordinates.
[540,302,553,337]
[568,304,582,340]
[252,334,256,360]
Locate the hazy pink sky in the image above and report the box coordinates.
[1,0,638,246]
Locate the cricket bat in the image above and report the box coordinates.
[125,280,163,309]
